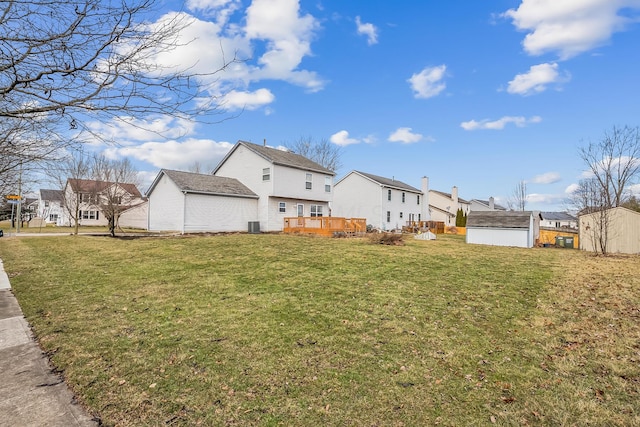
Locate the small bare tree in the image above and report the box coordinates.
[91,156,141,237]
[570,178,611,254]
[578,125,640,208]
[507,180,527,211]
[285,136,343,172]
[52,150,91,235]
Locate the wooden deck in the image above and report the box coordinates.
[402,221,445,234]
[283,217,367,237]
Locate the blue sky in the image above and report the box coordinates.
[85,0,640,211]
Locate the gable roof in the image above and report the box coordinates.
[149,169,258,198]
[213,140,335,175]
[67,179,142,198]
[467,211,535,229]
[470,199,506,210]
[429,189,469,204]
[339,170,422,193]
[40,189,63,202]
[540,211,576,221]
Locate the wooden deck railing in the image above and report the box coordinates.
[402,220,445,234]
[283,217,367,236]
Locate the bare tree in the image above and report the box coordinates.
[507,180,527,211]
[52,150,92,235]
[1,0,236,186]
[570,178,611,254]
[285,136,343,172]
[91,155,142,237]
[578,125,640,208]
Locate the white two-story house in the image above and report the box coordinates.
[429,185,471,226]
[38,189,65,224]
[332,171,429,231]
[212,140,335,232]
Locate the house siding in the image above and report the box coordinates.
[183,193,258,233]
[579,207,640,254]
[148,174,185,232]
[119,202,148,230]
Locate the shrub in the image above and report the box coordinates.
[368,232,405,245]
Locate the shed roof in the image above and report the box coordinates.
[467,211,534,229]
[156,169,258,198]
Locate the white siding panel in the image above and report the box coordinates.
[184,194,258,233]
[466,228,531,248]
[272,165,332,202]
[333,174,383,228]
[148,174,184,232]
[119,202,148,230]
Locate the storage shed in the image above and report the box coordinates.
[579,207,640,254]
[466,211,540,248]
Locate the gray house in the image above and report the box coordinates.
[466,211,540,248]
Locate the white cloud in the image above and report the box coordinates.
[220,88,275,111]
[408,65,447,99]
[388,127,423,144]
[565,183,580,194]
[330,130,360,146]
[245,0,324,91]
[507,62,570,95]
[532,171,561,184]
[355,16,378,45]
[86,115,196,143]
[503,0,640,59]
[461,115,542,131]
[106,139,233,170]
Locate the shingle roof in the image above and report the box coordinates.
[471,199,506,210]
[67,179,142,198]
[160,169,258,198]
[40,189,63,202]
[237,141,335,175]
[467,211,534,229]
[429,189,469,204]
[352,171,421,192]
[540,211,576,221]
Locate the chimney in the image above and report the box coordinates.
[421,176,430,220]
[263,138,266,146]
[452,186,458,206]
[489,196,495,210]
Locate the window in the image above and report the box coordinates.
[80,193,96,204]
[310,205,323,217]
[402,192,405,203]
[325,176,331,193]
[417,195,420,205]
[306,173,313,190]
[49,214,58,222]
[386,211,391,222]
[80,210,99,220]
[400,212,403,219]
[387,189,391,201]
[279,202,286,213]
[262,167,271,181]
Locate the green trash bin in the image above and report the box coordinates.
[555,236,565,247]
[564,237,574,249]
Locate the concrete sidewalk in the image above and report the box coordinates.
[0,259,98,426]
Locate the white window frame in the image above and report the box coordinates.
[306,173,312,190]
[387,189,391,201]
[279,202,286,213]
[310,205,323,217]
[262,167,271,181]
[324,176,331,193]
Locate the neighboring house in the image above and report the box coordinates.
[466,211,541,248]
[60,178,145,227]
[579,207,640,254]
[540,211,577,229]
[38,189,64,224]
[147,169,259,233]
[332,170,428,231]
[429,186,471,226]
[469,197,506,212]
[212,140,335,232]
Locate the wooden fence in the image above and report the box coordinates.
[283,217,367,237]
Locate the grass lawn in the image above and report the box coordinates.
[0,233,639,426]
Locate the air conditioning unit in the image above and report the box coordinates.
[248,221,260,233]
